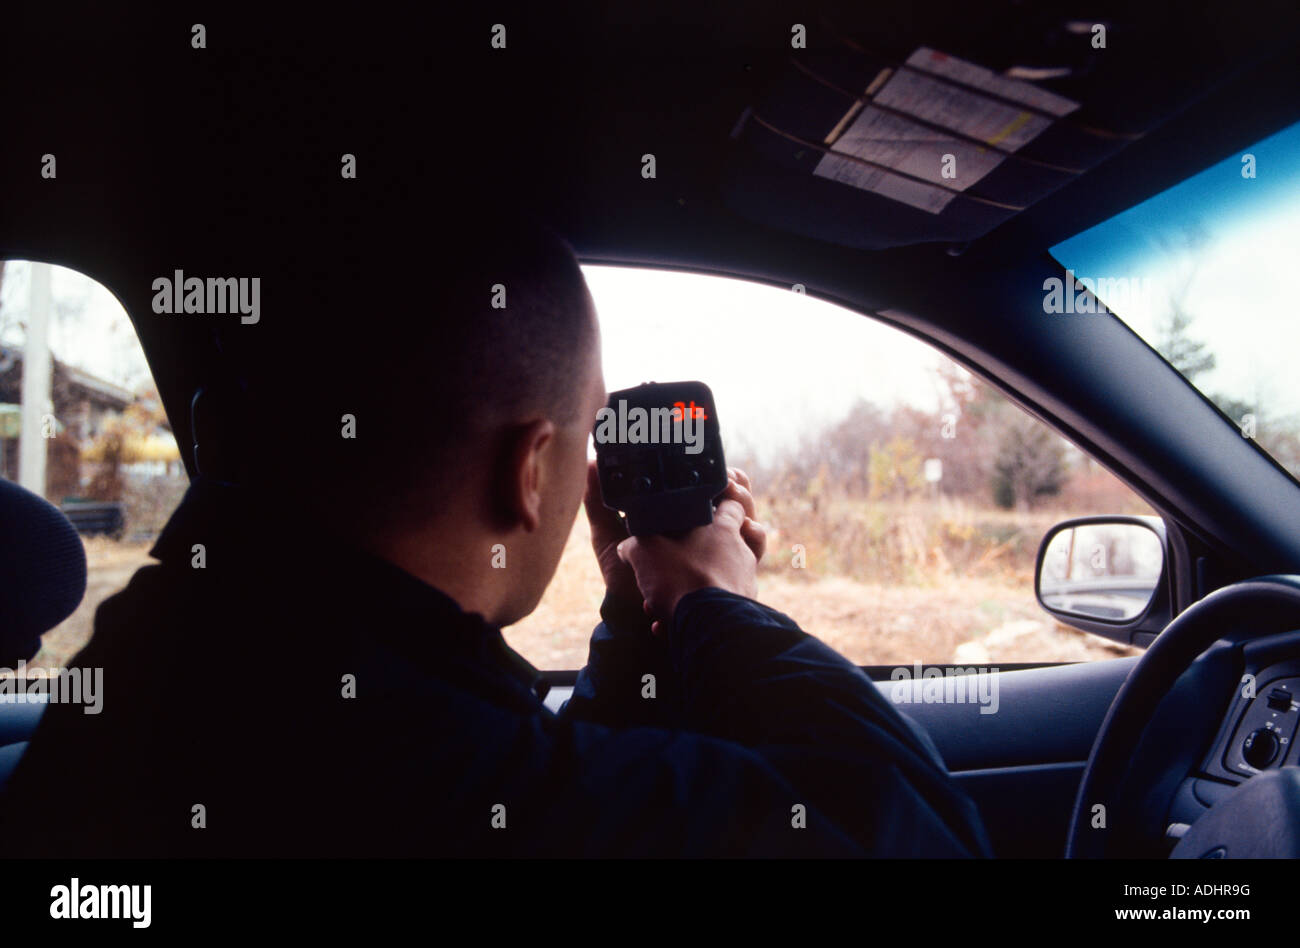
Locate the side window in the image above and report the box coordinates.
[504,266,1151,668]
[0,260,185,671]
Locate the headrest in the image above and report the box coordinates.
[0,478,87,665]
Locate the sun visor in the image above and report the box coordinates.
[724,45,1141,250]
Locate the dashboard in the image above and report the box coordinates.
[1167,631,1300,843]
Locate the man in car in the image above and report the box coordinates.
[2,217,991,858]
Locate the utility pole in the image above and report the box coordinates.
[19,262,53,497]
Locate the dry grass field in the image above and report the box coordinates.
[10,497,1138,676]
[506,506,1138,669]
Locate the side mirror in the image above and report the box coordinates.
[1035,516,1171,646]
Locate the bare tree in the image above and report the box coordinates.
[1153,222,1216,381]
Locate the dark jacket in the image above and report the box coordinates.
[2,481,990,857]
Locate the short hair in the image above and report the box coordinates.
[216,214,596,533]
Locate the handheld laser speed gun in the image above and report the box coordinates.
[594,380,728,537]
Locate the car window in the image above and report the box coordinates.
[0,260,184,672]
[1050,118,1300,483]
[504,266,1150,669]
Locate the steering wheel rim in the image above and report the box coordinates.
[1066,574,1300,858]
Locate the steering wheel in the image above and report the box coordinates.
[1066,575,1300,858]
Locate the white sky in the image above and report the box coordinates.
[0,261,149,392]
[1085,206,1300,422]
[583,265,949,463]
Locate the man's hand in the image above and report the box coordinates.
[616,468,767,635]
[583,460,641,605]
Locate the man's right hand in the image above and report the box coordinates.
[616,469,767,634]
[584,460,642,606]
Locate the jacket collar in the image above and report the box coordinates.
[152,478,548,702]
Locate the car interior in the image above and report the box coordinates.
[4,3,1300,859]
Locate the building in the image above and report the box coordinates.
[0,343,137,496]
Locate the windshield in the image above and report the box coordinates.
[1050,119,1300,483]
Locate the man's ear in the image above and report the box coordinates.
[499,418,556,532]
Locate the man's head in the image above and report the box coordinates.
[224,216,607,625]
